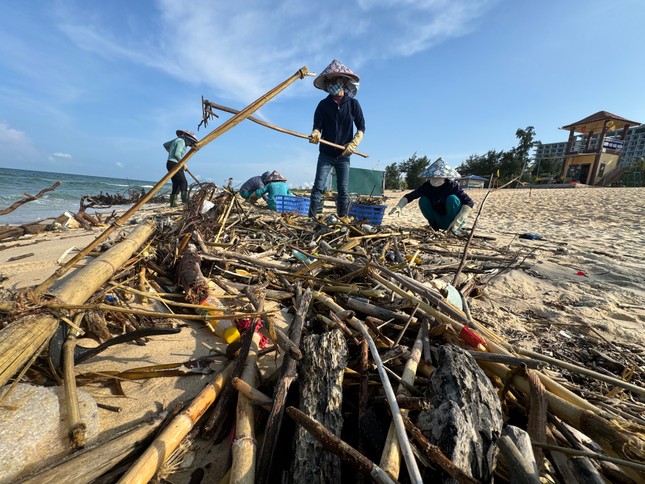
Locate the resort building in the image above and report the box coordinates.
[534,111,644,185]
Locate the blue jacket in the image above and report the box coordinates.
[313,95,365,158]
[163,138,187,163]
[404,180,474,215]
[255,181,293,211]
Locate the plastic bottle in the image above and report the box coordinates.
[292,249,316,263]
[198,294,241,344]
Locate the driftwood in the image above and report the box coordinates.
[292,330,348,483]
[417,346,503,482]
[256,286,312,483]
[0,180,61,216]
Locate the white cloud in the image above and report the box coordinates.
[52,152,72,158]
[54,0,497,104]
[0,122,39,161]
[115,161,124,168]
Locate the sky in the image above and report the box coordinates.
[1,0,644,188]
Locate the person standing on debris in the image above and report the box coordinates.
[308,59,365,219]
[239,171,271,204]
[390,158,474,234]
[163,129,198,207]
[254,170,293,211]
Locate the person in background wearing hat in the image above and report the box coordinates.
[308,59,365,219]
[239,171,271,204]
[390,158,474,234]
[163,129,198,207]
[254,170,293,211]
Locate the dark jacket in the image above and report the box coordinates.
[313,95,365,158]
[404,180,474,215]
[240,175,264,193]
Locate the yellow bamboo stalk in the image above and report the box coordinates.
[230,332,261,484]
[118,363,234,484]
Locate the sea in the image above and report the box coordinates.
[0,167,167,225]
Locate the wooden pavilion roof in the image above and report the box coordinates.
[560,111,640,133]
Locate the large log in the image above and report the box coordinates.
[417,345,503,482]
[292,330,347,483]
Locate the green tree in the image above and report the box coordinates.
[457,150,503,177]
[384,163,402,189]
[399,153,429,189]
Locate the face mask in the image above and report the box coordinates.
[327,82,344,96]
[429,178,445,187]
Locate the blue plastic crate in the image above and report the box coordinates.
[348,203,386,225]
[275,196,310,215]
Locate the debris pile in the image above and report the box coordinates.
[0,183,644,484]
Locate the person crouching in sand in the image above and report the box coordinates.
[254,170,293,211]
[390,157,474,234]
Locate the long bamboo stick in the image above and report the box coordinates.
[33,66,311,297]
[203,100,369,158]
[230,333,260,484]
[63,338,86,449]
[117,363,234,484]
[380,326,424,479]
[355,318,423,484]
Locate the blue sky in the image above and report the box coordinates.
[1,0,644,188]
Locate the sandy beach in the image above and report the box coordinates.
[382,186,644,347]
[1,186,644,481]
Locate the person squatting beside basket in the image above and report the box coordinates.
[254,170,293,211]
[390,158,474,234]
[308,59,365,219]
[163,129,198,207]
[239,171,271,204]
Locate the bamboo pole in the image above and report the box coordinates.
[380,326,424,479]
[33,67,311,297]
[232,377,273,409]
[118,363,234,484]
[230,333,260,484]
[203,100,369,158]
[63,338,86,449]
[0,221,157,389]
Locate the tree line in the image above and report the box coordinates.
[384,126,539,190]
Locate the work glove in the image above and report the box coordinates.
[447,205,472,233]
[389,197,408,216]
[309,129,321,144]
[340,130,363,157]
